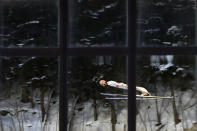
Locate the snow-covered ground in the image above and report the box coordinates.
[67,88,197,131]
[0,88,59,131]
[0,87,196,131]
[68,99,128,131]
[136,89,197,131]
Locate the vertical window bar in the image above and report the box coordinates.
[59,0,67,131]
[128,0,136,130]
[195,1,197,46]
[0,2,3,46]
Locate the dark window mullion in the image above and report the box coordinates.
[59,0,67,130]
[128,0,136,130]
[0,48,60,56]
[137,47,197,55]
[67,48,128,56]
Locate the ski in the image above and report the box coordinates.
[105,97,173,100]
[101,93,173,100]
[136,95,173,99]
[105,97,128,100]
[100,93,127,97]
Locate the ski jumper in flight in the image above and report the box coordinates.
[99,80,150,96]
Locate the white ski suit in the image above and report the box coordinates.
[106,81,149,94]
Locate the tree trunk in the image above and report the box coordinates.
[40,87,46,122]
[170,85,181,125]
[21,86,31,103]
[67,96,79,131]
[154,83,161,125]
[111,102,117,131]
[93,97,97,121]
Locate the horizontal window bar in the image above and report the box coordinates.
[67,48,129,56]
[1,47,197,56]
[137,47,197,55]
[0,48,60,56]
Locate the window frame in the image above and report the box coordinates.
[0,0,197,131]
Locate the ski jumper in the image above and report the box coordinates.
[106,81,149,94]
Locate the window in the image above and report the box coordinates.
[0,57,59,130]
[68,0,127,47]
[0,0,196,131]
[136,55,197,130]
[0,0,60,131]
[136,0,197,131]
[67,56,128,130]
[0,0,58,48]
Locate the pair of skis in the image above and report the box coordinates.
[100,93,173,100]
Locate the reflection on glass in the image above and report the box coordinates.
[0,57,58,131]
[136,55,197,130]
[68,0,127,47]
[67,56,127,131]
[137,1,196,46]
[0,0,58,48]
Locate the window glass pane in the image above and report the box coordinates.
[136,55,197,130]
[68,0,127,47]
[67,56,128,130]
[137,1,196,47]
[0,57,59,131]
[0,0,58,48]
